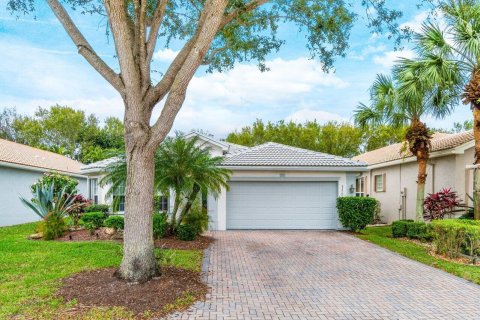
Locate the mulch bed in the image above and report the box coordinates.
[57,266,208,318]
[56,229,214,250]
[155,235,214,250]
[56,228,122,242]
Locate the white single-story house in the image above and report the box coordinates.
[81,132,368,230]
[353,131,475,223]
[0,138,87,227]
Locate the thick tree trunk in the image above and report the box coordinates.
[116,103,159,283]
[473,108,480,220]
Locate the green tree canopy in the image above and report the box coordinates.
[226,119,406,157]
[1,105,124,163]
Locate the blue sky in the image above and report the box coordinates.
[0,1,472,138]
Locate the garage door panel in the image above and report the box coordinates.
[226,181,338,229]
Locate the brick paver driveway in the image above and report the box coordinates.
[170,231,480,319]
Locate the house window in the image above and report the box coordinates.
[374,174,386,192]
[88,178,99,204]
[356,177,365,197]
[112,183,125,212]
[159,196,169,212]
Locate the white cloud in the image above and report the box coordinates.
[373,49,415,68]
[2,37,350,137]
[185,57,348,108]
[400,11,430,33]
[350,44,386,61]
[285,109,349,124]
[153,48,179,62]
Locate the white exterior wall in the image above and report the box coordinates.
[211,169,355,231]
[0,165,87,227]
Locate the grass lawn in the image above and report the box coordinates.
[0,223,204,319]
[356,226,480,285]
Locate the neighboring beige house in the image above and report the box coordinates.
[0,139,87,226]
[353,131,475,223]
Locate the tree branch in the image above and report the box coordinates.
[46,0,124,94]
[103,0,141,93]
[146,0,169,77]
[148,0,229,148]
[220,0,270,29]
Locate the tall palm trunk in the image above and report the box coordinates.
[178,183,201,226]
[407,120,431,222]
[464,69,480,220]
[472,108,480,220]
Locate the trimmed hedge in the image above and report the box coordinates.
[431,219,480,259]
[104,215,125,230]
[406,222,432,241]
[84,204,110,214]
[81,212,106,229]
[391,220,431,241]
[336,197,377,232]
[392,220,414,238]
[177,224,197,241]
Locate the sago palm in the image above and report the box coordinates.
[355,64,456,221]
[408,0,480,218]
[101,135,231,227]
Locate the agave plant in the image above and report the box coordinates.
[20,183,79,219]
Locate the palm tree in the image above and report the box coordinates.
[406,0,480,218]
[154,136,230,228]
[101,135,231,228]
[355,64,456,221]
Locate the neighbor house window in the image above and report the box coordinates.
[356,177,365,197]
[88,178,99,204]
[112,183,125,212]
[374,174,386,192]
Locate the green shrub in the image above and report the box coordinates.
[153,213,168,239]
[431,219,480,259]
[81,212,106,229]
[336,197,377,232]
[104,215,124,230]
[31,171,78,195]
[84,222,96,236]
[84,204,110,214]
[183,208,209,235]
[40,212,67,240]
[406,222,432,241]
[392,220,414,238]
[177,224,197,241]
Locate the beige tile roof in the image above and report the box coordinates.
[223,142,367,167]
[352,130,474,165]
[0,138,84,174]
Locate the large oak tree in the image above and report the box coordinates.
[8,0,410,282]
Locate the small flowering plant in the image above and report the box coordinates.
[423,188,463,221]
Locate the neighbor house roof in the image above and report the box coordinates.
[222,142,367,168]
[353,130,474,166]
[81,156,121,174]
[0,138,84,175]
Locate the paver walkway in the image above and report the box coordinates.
[170,231,480,319]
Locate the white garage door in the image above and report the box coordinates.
[226,181,338,229]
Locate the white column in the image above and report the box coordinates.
[217,186,227,230]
